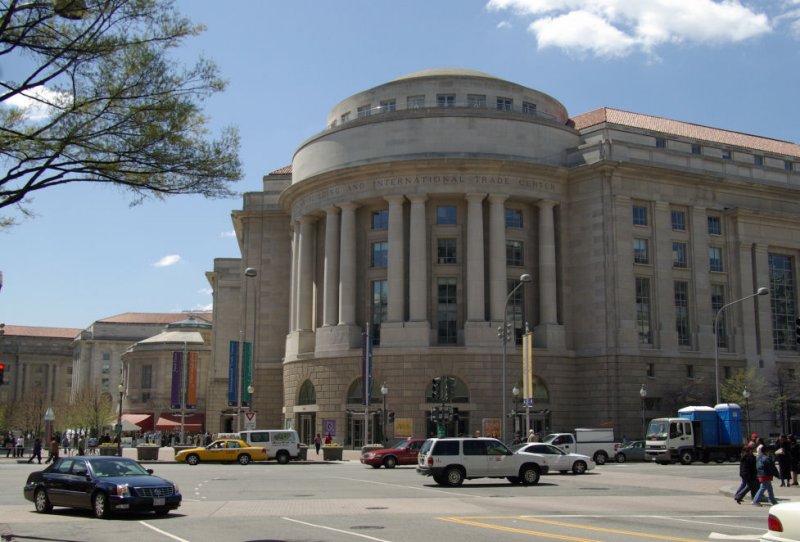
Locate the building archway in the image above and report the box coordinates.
[296,380,316,444]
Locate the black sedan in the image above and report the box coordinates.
[23,456,181,518]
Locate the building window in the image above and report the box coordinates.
[357,104,371,118]
[647,363,655,378]
[436,278,457,345]
[379,99,396,113]
[709,247,723,272]
[633,239,650,264]
[436,206,457,225]
[708,216,722,235]
[467,94,486,108]
[632,205,648,226]
[371,280,387,345]
[370,241,388,268]
[711,283,728,349]
[141,391,151,402]
[505,208,523,228]
[691,144,702,155]
[496,97,513,111]
[101,364,110,374]
[437,94,455,108]
[769,253,796,351]
[101,378,110,390]
[723,366,732,380]
[655,137,666,148]
[786,161,794,171]
[371,209,388,230]
[636,277,653,345]
[141,364,152,389]
[686,365,695,379]
[754,155,763,167]
[671,210,686,231]
[722,149,732,160]
[407,95,425,109]
[340,112,350,123]
[672,242,688,268]
[102,353,111,361]
[506,278,526,344]
[522,101,537,115]
[506,240,524,266]
[437,238,457,264]
[675,281,691,346]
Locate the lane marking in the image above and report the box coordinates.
[517,516,709,542]
[282,517,393,542]
[139,521,191,542]
[438,516,602,542]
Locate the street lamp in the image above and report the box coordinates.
[713,287,769,405]
[500,273,533,443]
[639,384,647,439]
[743,385,751,438]
[381,383,388,446]
[236,267,258,432]
[117,383,124,456]
[512,386,520,436]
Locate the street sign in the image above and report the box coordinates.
[243,411,256,430]
[44,407,55,421]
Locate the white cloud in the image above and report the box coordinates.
[497,20,512,29]
[198,287,213,296]
[3,85,70,121]
[153,254,182,268]
[487,0,773,57]
[194,302,213,311]
[220,230,236,238]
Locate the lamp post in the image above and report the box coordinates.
[500,273,533,443]
[512,386,520,436]
[640,384,647,439]
[116,383,124,456]
[381,383,388,446]
[743,385,751,439]
[713,287,769,405]
[236,267,258,433]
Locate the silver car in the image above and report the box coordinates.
[614,440,646,463]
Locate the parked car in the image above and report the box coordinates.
[361,438,427,469]
[761,501,800,542]
[174,439,267,465]
[416,437,548,487]
[23,456,181,519]
[615,440,646,463]
[513,442,595,474]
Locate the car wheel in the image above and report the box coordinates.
[572,461,588,474]
[34,488,52,513]
[93,492,110,519]
[520,465,541,485]
[276,451,290,465]
[593,451,608,465]
[445,467,464,487]
[238,454,251,465]
[383,456,397,469]
[615,453,626,463]
[679,450,694,465]
[186,454,200,466]
[507,476,520,484]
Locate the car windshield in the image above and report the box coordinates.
[91,459,149,478]
[646,421,669,439]
[392,441,410,450]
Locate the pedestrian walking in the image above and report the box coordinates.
[752,445,780,506]
[77,435,86,456]
[778,435,793,487]
[734,443,758,504]
[61,434,70,456]
[314,433,322,455]
[15,434,25,458]
[45,437,60,464]
[527,429,539,442]
[27,437,42,464]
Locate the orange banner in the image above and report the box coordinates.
[187,351,198,408]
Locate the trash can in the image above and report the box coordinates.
[297,444,308,461]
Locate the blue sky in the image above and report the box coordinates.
[2,0,799,329]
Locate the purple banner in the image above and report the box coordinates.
[228,341,238,406]
[170,352,181,409]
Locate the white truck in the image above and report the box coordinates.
[543,428,617,465]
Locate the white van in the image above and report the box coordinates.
[238,430,301,464]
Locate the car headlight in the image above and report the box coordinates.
[115,483,130,497]
[173,483,180,494]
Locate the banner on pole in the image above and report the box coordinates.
[522,331,534,407]
[186,351,198,409]
[170,352,182,409]
[227,340,238,406]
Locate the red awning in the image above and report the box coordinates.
[121,413,153,431]
[155,412,205,432]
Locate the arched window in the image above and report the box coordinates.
[513,375,550,403]
[298,380,316,405]
[346,378,381,405]
[425,375,469,403]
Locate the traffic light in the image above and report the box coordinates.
[0,363,4,385]
[431,377,441,401]
[388,411,395,423]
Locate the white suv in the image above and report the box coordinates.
[416,437,549,486]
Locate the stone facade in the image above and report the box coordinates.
[212,68,800,445]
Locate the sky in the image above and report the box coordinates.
[2,0,800,329]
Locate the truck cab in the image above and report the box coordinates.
[644,418,696,464]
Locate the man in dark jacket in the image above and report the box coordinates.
[734,443,757,503]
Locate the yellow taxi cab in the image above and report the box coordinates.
[174,439,267,465]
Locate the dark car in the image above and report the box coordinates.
[361,438,427,469]
[23,456,181,518]
[614,440,646,463]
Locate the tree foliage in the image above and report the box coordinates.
[65,384,113,435]
[0,0,241,226]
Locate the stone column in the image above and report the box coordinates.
[322,207,340,327]
[488,194,508,322]
[338,203,358,326]
[289,224,299,332]
[466,193,486,322]
[296,216,315,332]
[408,195,428,321]
[386,195,406,323]
[538,200,558,324]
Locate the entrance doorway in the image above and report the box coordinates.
[298,413,316,445]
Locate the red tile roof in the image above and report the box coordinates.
[572,107,800,158]
[97,312,212,325]
[1,325,82,339]
[269,165,292,175]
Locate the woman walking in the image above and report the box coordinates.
[752,445,780,506]
[734,443,758,504]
